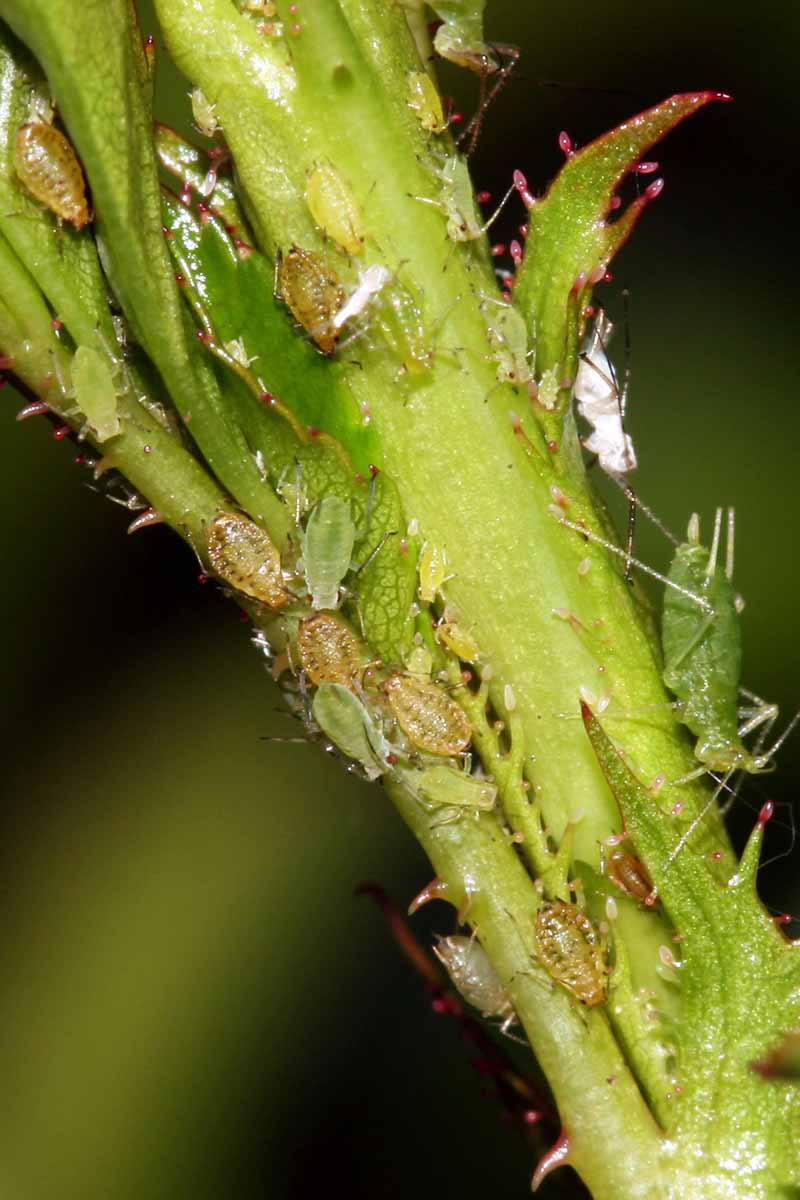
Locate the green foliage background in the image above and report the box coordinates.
[0,2,797,1196]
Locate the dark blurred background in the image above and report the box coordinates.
[0,2,798,1196]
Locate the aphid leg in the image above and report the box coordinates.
[552,511,714,614]
[664,767,737,868]
[606,473,680,547]
[457,44,521,156]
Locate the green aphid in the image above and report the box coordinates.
[428,0,497,72]
[312,682,389,780]
[663,509,777,776]
[302,495,357,610]
[412,764,496,812]
[71,345,121,442]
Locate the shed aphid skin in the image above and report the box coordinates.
[433,934,517,1032]
[381,672,472,757]
[406,71,447,134]
[14,122,90,230]
[71,345,121,442]
[305,161,365,256]
[190,88,219,138]
[206,511,289,608]
[276,246,344,355]
[332,264,391,331]
[573,311,638,578]
[534,901,607,1007]
[301,495,357,610]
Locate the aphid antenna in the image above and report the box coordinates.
[664,766,738,871]
[551,510,715,614]
[352,528,397,577]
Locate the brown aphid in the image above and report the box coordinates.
[534,901,607,1007]
[14,122,90,229]
[296,611,363,688]
[276,245,344,355]
[207,511,288,608]
[381,672,472,757]
[607,848,655,904]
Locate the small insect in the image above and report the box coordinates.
[406,70,447,134]
[481,297,534,388]
[433,935,516,1031]
[420,154,514,244]
[410,763,497,815]
[14,122,90,229]
[305,161,365,256]
[605,848,654,904]
[534,901,607,1007]
[296,611,364,688]
[418,542,447,604]
[435,619,480,663]
[311,681,391,780]
[332,264,391,332]
[206,511,289,608]
[190,87,219,138]
[381,672,472,757]
[373,278,437,376]
[276,246,345,354]
[71,345,121,442]
[301,495,357,609]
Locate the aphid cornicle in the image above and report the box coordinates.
[14,122,90,229]
[381,672,472,757]
[296,611,363,688]
[206,511,288,608]
[276,246,344,355]
[534,901,607,1007]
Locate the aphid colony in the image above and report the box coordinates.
[202,502,480,810]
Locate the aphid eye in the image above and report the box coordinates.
[206,511,288,608]
[534,901,607,1007]
[14,122,91,230]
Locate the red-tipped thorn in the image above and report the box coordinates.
[16,401,49,422]
[636,160,659,174]
[513,169,535,209]
[509,239,523,266]
[558,130,574,157]
[531,1130,571,1192]
[127,507,163,535]
[758,800,775,827]
[644,177,665,201]
[408,876,450,915]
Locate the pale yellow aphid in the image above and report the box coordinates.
[277,246,344,355]
[296,611,363,688]
[305,161,365,255]
[14,122,90,229]
[406,71,447,134]
[207,512,288,608]
[190,88,219,138]
[436,619,480,662]
[381,672,471,757]
[418,542,447,604]
[534,901,607,1007]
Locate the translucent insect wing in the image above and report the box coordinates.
[662,540,743,762]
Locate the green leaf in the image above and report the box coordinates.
[514,93,727,383]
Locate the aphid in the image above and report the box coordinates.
[71,345,121,442]
[406,70,447,134]
[662,509,790,779]
[296,611,363,688]
[305,161,365,256]
[277,246,345,355]
[534,901,607,1007]
[419,542,447,604]
[311,681,390,780]
[301,495,356,609]
[605,848,654,904]
[421,155,513,244]
[435,619,480,662]
[412,764,496,813]
[332,264,391,331]
[190,87,219,138]
[14,122,90,229]
[481,297,534,388]
[433,935,516,1031]
[373,278,436,376]
[381,672,472,757]
[206,511,289,608]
